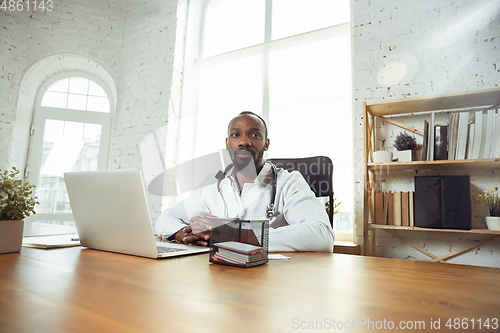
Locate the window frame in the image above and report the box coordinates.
[180,0,353,239]
[198,3,350,123]
[25,71,113,223]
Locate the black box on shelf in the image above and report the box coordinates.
[414,175,471,230]
[209,218,269,268]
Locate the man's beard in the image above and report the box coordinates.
[230,148,265,172]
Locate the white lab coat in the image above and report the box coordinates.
[155,162,335,252]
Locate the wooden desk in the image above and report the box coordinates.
[1,248,499,332]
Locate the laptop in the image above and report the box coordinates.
[64,169,210,259]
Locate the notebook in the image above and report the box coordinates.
[23,233,81,248]
[64,169,209,259]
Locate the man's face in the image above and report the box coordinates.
[226,114,270,171]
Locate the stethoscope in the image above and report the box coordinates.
[215,161,277,219]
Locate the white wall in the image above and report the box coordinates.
[0,0,184,224]
[0,0,125,171]
[108,0,185,222]
[351,0,500,266]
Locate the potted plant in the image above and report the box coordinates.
[325,198,341,216]
[472,188,500,231]
[393,132,417,162]
[0,167,38,254]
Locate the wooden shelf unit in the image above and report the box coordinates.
[368,158,500,171]
[362,87,500,261]
[368,224,500,235]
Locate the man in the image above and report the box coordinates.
[155,111,334,252]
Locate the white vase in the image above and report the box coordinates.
[0,220,24,254]
[393,150,416,162]
[485,216,500,231]
[373,150,393,163]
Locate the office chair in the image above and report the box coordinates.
[267,156,334,226]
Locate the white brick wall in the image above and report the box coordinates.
[352,0,500,266]
[0,0,184,225]
[1,0,126,171]
[108,0,184,223]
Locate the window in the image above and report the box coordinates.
[41,77,110,113]
[181,0,353,237]
[25,74,112,227]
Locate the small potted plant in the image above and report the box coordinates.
[472,188,500,231]
[0,167,39,254]
[393,132,417,162]
[325,198,341,216]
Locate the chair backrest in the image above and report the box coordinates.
[267,156,334,225]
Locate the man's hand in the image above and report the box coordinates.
[174,214,216,247]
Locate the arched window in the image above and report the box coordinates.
[180,0,353,236]
[41,76,110,112]
[25,73,112,226]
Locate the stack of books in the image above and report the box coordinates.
[373,191,414,226]
[212,241,268,267]
[422,108,500,161]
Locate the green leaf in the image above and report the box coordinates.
[0,168,39,220]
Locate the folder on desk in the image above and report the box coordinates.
[23,233,81,249]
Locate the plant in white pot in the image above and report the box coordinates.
[0,167,38,254]
[472,188,500,231]
[393,132,417,162]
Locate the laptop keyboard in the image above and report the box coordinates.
[157,246,187,254]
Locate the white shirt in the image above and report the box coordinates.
[155,162,335,252]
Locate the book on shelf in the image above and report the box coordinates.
[494,109,500,158]
[477,111,486,158]
[409,192,414,227]
[455,111,470,160]
[382,192,389,225]
[428,112,435,161]
[445,110,496,161]
[448,113,459,160]
[374,192,384,225]
[393,191,402,226]
[372,191,415,226]
[434,125,448,160]
[490,108,499,158]
[401,191,410,226]
[484,109,496,158]
[469,110,483,159]
[422,120,429,161]
[465,112,474,158]
[387,192,395,225]
[479,109,494,159]
[411,108,498,162]
[465,122,474,159]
